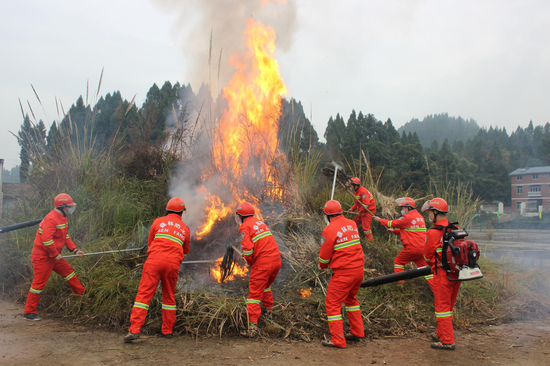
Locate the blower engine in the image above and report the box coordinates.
[440,227,483,282]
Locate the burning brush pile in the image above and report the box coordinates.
[171,19,293,290]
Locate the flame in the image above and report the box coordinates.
[211,256,249,283]
[212,19,287,198]
[195,18,288,238]
[195,186,234,240]
[298,288,312,299]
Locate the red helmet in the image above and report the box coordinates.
[323,200,343,216]
[396,197,416,209]
[349,177,361,185]
[236,202,255,217]
[421,198,448,213]
[166,197,186,213]
[54,193,75,208]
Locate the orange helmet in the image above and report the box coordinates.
[166,197,186,213]
[236,202,255,217]
[421,198,448,213]
[54,193,75,208]
[323,200,343,216]
[396,197,416,209]
[349,177,361,185]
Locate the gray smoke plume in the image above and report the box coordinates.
[153,0,297,93]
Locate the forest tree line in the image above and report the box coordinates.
[14,81,550,205]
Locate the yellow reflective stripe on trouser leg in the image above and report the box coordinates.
[263,287,272,292]
[327,314,343,321]
[394,264,405,269]
[424,274,433,280]
[162,304,177,311]
[345,305,360,312]
[246,298,261,305]
[435,311,452,318]
[63,272,76,281]
[29,287,43,294]
[133,302,149,310]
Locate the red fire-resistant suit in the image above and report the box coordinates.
[128,213,190,336]
[379,210,434,290]
[350,186,376,240]
[424,218,461,345]
[319,215,365,348]
[240,216,281,324]
[24,209,85,314]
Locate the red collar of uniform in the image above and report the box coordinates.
[434,218,449,226]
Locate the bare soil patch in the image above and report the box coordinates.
[1,300,550,365]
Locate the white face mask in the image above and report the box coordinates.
[324,214,330,226]
[67,205,76,215]
[234,213,242,225]
[401,210,406,216]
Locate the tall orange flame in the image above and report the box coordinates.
[195,19,288,238]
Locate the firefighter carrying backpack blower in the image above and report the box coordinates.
[422,197,483,351]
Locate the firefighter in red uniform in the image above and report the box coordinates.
[236,202,281,338]
[124,197,190,343]
[23,193,85,321]
[346,177,376,241]
[422,197,459,351]
[373,197,434,290]
[319,200,365,348]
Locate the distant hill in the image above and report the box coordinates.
[398,113,480,147]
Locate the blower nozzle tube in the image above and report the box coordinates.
[0,219,43,234]
[360,266,432,288]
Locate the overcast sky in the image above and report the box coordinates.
[1,0,549,170]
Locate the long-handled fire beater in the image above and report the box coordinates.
[63,245,243,283]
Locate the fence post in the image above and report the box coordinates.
[516,214,520,240]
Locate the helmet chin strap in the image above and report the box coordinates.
[56,207,67,217]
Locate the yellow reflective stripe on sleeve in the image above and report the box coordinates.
[435,311,452,318]
[66,234,70,239]
[162,304,177,311]
[133,302,149,310]
[43,240,54,246]
[327,314,343,322]
[394,264,405,269]
[243,249,254,255]
[263,287,272,292]
[154,233,184,246]
[424,256,430,262]
[38,228,43,233]
[388,220,393,228]
[246,298,261,305]
[63,272,76,281]
[364,230,372,234]
[29,287,43,294]
[319,257,330,264]
[345,305,360,312]
[334,238,361,250]
[436,248,442,253]
[424,275,434,280]
[252,231,272,243]
[56,224,66,229]
[404,228,427,232]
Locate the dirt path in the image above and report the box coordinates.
[1,300,550,365]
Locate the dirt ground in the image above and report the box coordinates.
[1,300,550,365]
